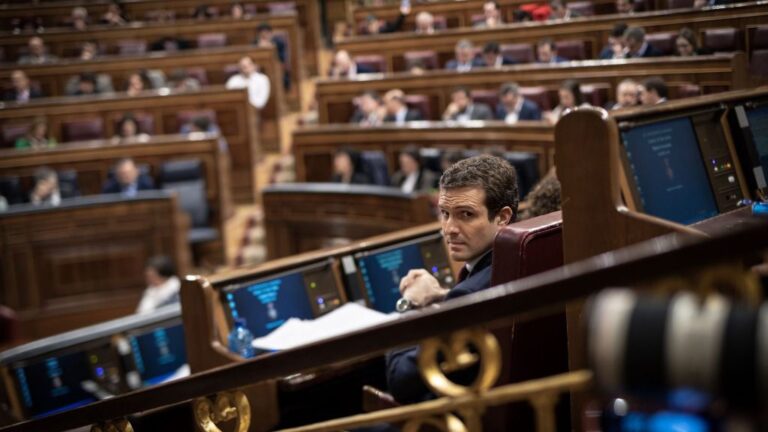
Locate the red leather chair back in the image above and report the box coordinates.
[703,27,744,53]
[500,43,535,63]
[197,33,228,49]
[555,39,588,60]
[403,94,432,120]
[404,50,439,70]
[61,117,105,142]
[470,89,499,111]
[519,86,552,111]
[646,32,678,55]
[580,83,611,108]
[489,211,567,431]
[353,55,386,73]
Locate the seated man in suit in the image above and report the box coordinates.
[474,1,504,29]
[330,50,376,78]
[598,23,628,59]
[536,38,568,63]
[496,82,542,123]
[383,89,423,124]
[29,167,61,206]
[639,76,669,105]
[390,146,438,193]
[606,79,640,110]
[350,90,385,126]
[479,42,516,69]
[445,39,482,72]
[4,70,42,103]
[254,22,289,90]
[443,86,494,121]
[387,154,518,403]
[624,26,663,58]
[102,157,155,197]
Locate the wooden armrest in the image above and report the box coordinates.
[362,385,400,412]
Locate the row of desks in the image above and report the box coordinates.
[337,2,768,72]
[0,2,321,76]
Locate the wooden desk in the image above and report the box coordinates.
[0,0,322,76]
[0,133,231,264]
[0,87,259,204]
[263,183,436,259]
[0,192,191,340]
[349,0,617,35]
[293,121,555,181]
[0,13,303,106]
[0,46,286,140]
[316,54,748,123]
[336,2,767,72]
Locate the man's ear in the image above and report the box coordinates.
[497,206,514,225]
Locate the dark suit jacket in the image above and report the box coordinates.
[390,169,438,192]
[386,251,493,403]
[3,88,42,102]
[444,57,484,71]
[495,98,543,121]
[101,174,156,195]
[332,172,372,185]
[630,42,664,58]
[448,103,494,121]
[478,55,517,67]
[383,108,423,123]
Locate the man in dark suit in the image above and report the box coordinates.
[390,146,438,193]
[444,39,484,72]
[4,70,42,103]
[383,89,423,124]
[624,26,664,58]
[386,155,519,404]
[102,158,155,197]
[255,22,290,89]
[495,82,543,122]
[536,38,568,63]
[479,42,517,69]
[330,50,377,78]
[442,86,494,121]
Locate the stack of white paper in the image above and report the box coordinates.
[251,303,399,351]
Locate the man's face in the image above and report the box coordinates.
[483,2,499,20]
[29,38,44,56]
[11,71,28,91]
[360,95,378,114]
[384,96,401,114]
[439,186,502,262]
[616,0,632,13]
[116,162,139,186]
[676,36,694,56]
[617,83,638,107]
[501,91,518,107]
[452,91,470,111]
[537,44,553,62]
[639,85,657,105]
[416,14,433,32]
[456,46,473,63]
[239,57,256,76]
[558,88,575,108]
[145,267,164,288]
[78,80,96,94]
[482,52,499,67]
[626,37,641,54]
[366,19,382,34]
[399,153,419,175]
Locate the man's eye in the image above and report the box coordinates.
[440,210,449,218]
[462,211,474,218]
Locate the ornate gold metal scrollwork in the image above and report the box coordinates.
[402,413,469,432]
[652,264,761,305]
[418,327,501,398]
[90,419,134,432]
[194,390,251,432]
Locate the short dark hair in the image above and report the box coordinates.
[117,112,138,135]
[257,22,273,33]
[361,90,381,102]
[439,154,519,222]
[643,76,668,99]
[192,115,212,131]
[561,79,584,105]
[79,72,97,84]
[451,86,471,98]
[146,255,176,278]
[624,26,646,43]
[610,22,628,38]
[499,82,520,97]
[537,37,556,50]
[399,146,421,167]
[483,41,501,54]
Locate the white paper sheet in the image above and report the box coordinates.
[251,303,398,351]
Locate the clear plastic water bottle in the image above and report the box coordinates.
[228,318,255,359]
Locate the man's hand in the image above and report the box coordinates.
[443,102,459,120]
[399,269,449,308]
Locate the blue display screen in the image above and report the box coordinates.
[13,351,96,418]
[747,105,768,182]
[356,243,425,313]
[129,323,187,386]
[225,272,314,337]
[621,117,718,225]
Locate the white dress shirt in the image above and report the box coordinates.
[225,72,271,109]
[136,276,181,314]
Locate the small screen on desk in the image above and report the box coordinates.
[222,261,342,338]
[128,322,187,386]
[12,351,97,418]
[621,117,719,225]
[354,234,453,313]
[747,105,768,182]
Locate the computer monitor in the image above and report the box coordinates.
[351,233,454,313]
[127,321,187,386]
[745,104,768,191]
[221,260,343,338]
[10,350,97,418]
[620,116,720,225]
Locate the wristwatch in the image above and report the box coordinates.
[396,297,413,313]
